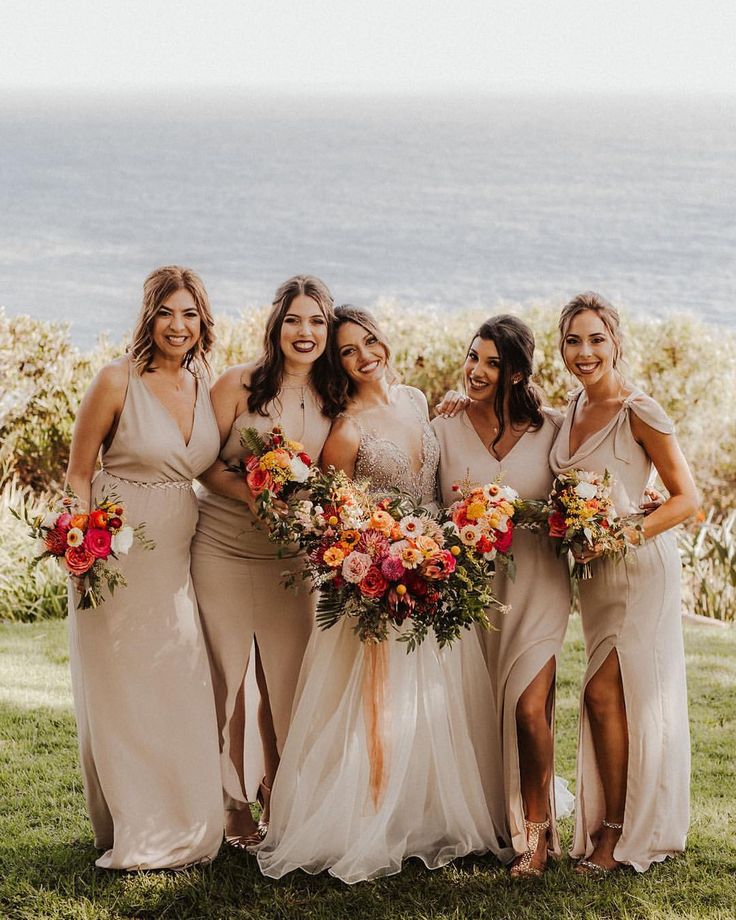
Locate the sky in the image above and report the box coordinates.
[1,0,735,96]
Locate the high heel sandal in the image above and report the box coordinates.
[576,819,624,874]
[509,817,551,878]
[256,776,272,839]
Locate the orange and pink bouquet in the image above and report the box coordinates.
[445,478,520,579]
[237,425,315,542]
[294,469,504,649]
[17,489,154,609]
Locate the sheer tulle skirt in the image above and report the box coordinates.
[255,619,512,883]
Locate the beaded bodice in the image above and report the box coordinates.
[349,387,439,506]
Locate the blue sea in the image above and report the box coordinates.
[1,91,735,347]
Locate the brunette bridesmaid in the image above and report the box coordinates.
[550,292,698,873]
[190,276,342,847]
[433,315,572,877]
[65,266,223,869]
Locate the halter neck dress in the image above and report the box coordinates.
[549,388,690,871]
[67,363,223,870]
[255,386,511,883]
[191,381,331,813]
[433,407,574,860]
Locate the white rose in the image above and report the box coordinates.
[289,457,311,483]
[500,486,519,502]
[574,482,598,501]
[111,526,135,555]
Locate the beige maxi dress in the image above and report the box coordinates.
[191,384,331,811]
[67,364,223,870]
[550,389,690,872]
[433,408,573,858]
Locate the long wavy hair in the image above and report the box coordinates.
[558,291,624,369]
[128,265,215,375]
[246,275,343,418]
[466,314,544,451]
[331,305,399,406]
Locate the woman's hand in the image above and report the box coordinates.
[572,543,605,564]
[434,390,470,418]
[639,487,664,515]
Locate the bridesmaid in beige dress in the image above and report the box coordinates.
[65,266,223,869]
[190,276,342,847]
[433,315,573,878]
[550,292,698,873]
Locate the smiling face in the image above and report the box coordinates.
[279,294,329,373]
[151,288,202,361]
[463,335,501,404]
[336,320,389,387]
[562,309,618,386]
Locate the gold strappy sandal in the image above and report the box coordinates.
[510,817,551,879]
[576,819,624,874]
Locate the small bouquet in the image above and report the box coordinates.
[546,469,629,579]
[236,425,315,543]
[18,489,154,609]
[445,478,519,579]
[294,469,506,650]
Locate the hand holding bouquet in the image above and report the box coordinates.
[237,425,315,543]
[17,489,154,609]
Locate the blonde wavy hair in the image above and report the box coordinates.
[128,266,215,375]
[558,290,624,369]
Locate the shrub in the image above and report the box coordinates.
[679,511,736,622]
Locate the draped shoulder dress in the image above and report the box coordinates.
[432,406,573,860]
[67,363,223,870]
[255,386,511,883]
[549,389,690,871]
[191,383,331,812]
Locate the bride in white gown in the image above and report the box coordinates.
[254,306,513,883]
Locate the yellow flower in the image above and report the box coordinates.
[328,515,339,526]
[323,547,345,568]
[450,545,461,556]
[284,438,304,452]
[370,509,394,535]
[465,501,486,521]
[396,584,407,596]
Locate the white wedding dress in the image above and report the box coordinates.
[254,388,513,883]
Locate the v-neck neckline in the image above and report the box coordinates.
[140,371,199,448]
[566,389,626,460]
[463,408,531,463]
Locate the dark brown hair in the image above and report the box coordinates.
[129,265,215,375]
[246,275,343,418]
[466,314,544,451]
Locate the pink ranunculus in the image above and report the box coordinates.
[548,511,567,539]
[341,551,373,584]
[84,527,113,559]
[246,467,274,496]
[494,521,514,554]
[56,512,72,533]
[359,565,389,598]
[421,549,456,580]
[381,554,406,582]
[64,545,95,576]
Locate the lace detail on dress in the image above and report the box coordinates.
[350,392,440,506]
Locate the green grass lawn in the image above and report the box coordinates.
[1,618,735,920]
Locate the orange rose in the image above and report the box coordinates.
[65,545,95,576]
[70,514,89,530]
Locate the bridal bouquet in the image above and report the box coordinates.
[546,469,630,579]
[237,425,315,543]
[293,469,505,650]
[17,490,154,609]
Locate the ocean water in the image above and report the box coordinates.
[1,91,735,347]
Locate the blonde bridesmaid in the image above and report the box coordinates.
[65,266,223,869]
[190,276,341,847]
[433,315,573,877]
[550,292,698,873]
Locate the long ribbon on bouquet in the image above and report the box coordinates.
[362,641,388,810]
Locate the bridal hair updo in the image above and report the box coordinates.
[246,274,343,418]
[467,314,544,451]
[332,305,398,404]
[558,291,623,369]
[129,265,215,375]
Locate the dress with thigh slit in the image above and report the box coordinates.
[67,364,223,870]
[191,385,331,811]
[549,389,690,871]
[433,407,573,859]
